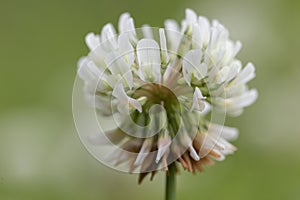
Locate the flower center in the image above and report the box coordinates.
[135,83,178,105]
[131,83,183,138]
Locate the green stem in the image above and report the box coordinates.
[165,163,176,200]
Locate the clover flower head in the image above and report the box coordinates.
[76,8,257,183]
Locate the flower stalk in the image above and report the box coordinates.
[165,163,176,200]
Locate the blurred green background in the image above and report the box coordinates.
[1,0,300,199]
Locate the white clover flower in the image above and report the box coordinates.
[75,8,257,183]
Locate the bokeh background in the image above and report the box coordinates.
[1,0,300,199]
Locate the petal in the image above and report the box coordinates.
[104,51,133,88]
[85,33,100,50]
[216,66,230,83]
[182,49,206,85]
[77,57,101,82]
[159,28,170,64]
[128,98,142,113]
[191,87,206,112]
[226,60,242,82]
[224,89,258,116]
[118,12,130,33]
[185,8,198,24]
[231,63,256,85]
[118,33,134,65]
[228,89,258,108]
[134,138,153,166]
[209,123,239,141]
[112,83,142,113]
[212,150,225,161]
[199,133,227,154]
[164,19,181,53]
[189,146,200,161]
[192,23,201,48]
[198,16,210,46]
[118,14,137,43]
[125,18,136,33]
[233,41,242,58]
[112,82,127,102]
[156,133,171,163]
[101,23,118,50]
[85,93,112,115]
[209,21,228,49]
[181,9,197,34]
[200,101,211,115]
[142,24,154,39]
[136,39,161,82]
